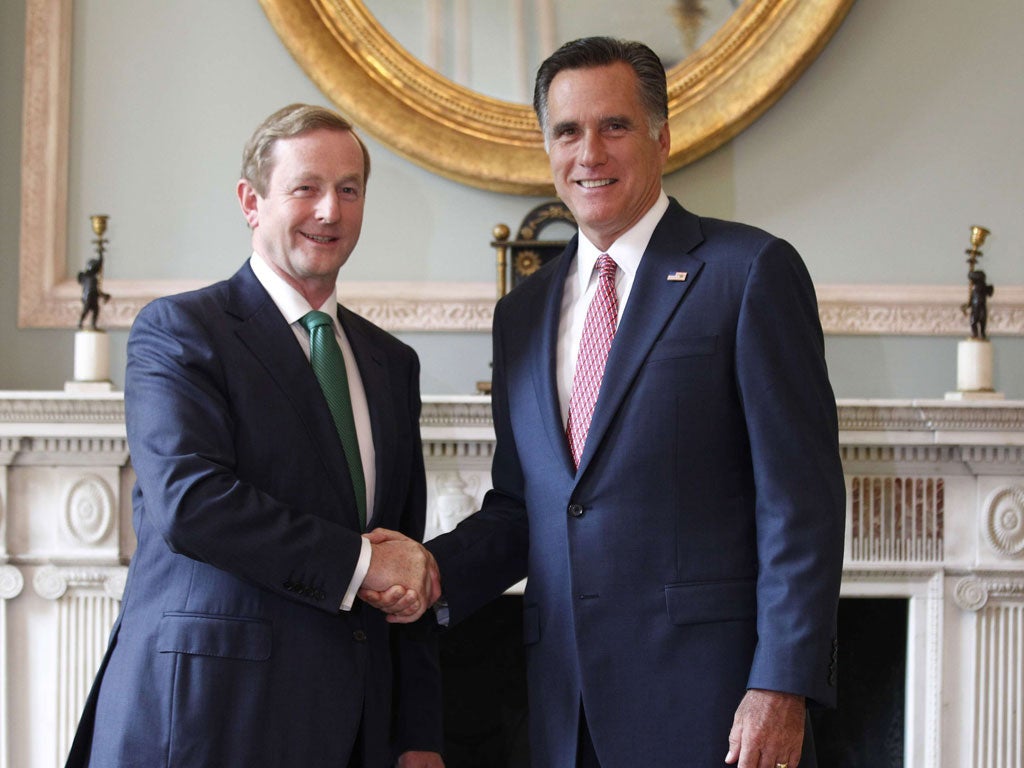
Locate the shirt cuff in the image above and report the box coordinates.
[339,536,372,611]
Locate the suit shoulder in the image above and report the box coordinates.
[699,215,785,250]
[134,278,232,329]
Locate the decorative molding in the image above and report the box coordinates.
[954,575,1024,611]
[982,486,1024,557]
[816,284,1024,336]
[55,590,122,763]
[971,600,1023,768]
[849,476,943,562]
[840,444,959,465]
[33,564,128,601]
[420,398,495,429]
[0,566,24,600]
[0,395,125,425]
[841,567,945,584]
[63,475,114,546]
[431,471,481,535]
[838,400,1024,433]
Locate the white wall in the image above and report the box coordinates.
[2,0,1022,397]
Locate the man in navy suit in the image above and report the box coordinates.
[66,104,444,768]
[371,37,846,767]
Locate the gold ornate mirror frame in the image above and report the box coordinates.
[260,0,857,195]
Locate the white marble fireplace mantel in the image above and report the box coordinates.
[1,393,1022,767]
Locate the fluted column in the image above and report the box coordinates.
[33,566,126,761]
[953,576,1024,767]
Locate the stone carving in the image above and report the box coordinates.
[849,476,944,562]
[63,475,114,545]
[954,575,1024,612]
[33,565,128,601]
[983,486,1024,557]
[954,577,989,611]
[0,565,24,599]
[433,471,480,534]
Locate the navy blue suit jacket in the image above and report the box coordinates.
[428,200,846,766]
[67,262,441,767]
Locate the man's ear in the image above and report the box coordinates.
[237,179,260,229]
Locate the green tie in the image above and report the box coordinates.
[299,310,367,530]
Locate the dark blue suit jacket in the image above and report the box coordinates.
[67,262,441,767]
[428,200,846,766]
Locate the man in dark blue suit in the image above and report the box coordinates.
[373,38,846,767]
[66,105,444,768]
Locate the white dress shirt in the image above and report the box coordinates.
[250,252,373,610]
[556,191,670,424]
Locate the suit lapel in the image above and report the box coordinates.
[338,305,393,527]
[574,201,706,478]
[226,263,358,519]
[529,240,579,476]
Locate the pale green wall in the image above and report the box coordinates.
[3,0,1022,397]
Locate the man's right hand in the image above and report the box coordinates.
[359,528,441,623]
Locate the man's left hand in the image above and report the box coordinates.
[725,689,805,768]
[397,750,445,768]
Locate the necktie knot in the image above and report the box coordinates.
[596,254,617,282]
[299,310,333,334]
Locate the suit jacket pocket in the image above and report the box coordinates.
[646,334,718,363]
[664,579,756,626]
[157,612,272,661]
[522,603,540,646]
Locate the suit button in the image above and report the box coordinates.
[282,581,294,591]
[568,503,584,518]
[353,630,368,643]
[314,590,325,601]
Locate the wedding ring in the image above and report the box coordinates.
[775,763,788,768]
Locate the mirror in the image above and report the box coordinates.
[259,0,856,194]
[362,0,742,104]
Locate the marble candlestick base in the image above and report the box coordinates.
[946,338,1004,400]
[65,329,114,393]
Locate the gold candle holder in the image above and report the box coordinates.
[90,214,110,261]
[965,225,990,272]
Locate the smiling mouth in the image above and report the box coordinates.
[301,232,338,244]
[577,179,615,189]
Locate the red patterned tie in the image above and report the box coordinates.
[566,254,619,468]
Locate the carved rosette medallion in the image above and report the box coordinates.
[63,475,114,545]
[983,486,1024,557]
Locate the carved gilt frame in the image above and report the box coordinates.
[18,0,1024,333]
[260,0,859,195]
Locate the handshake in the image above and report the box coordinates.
[359,529,442,623]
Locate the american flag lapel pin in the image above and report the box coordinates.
[667,271,688,282]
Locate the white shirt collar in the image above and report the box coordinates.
[574,191,669,291]
[249,251,339,323]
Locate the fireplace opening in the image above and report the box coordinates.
[811,597,909,768]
